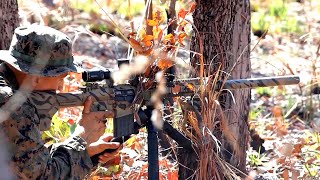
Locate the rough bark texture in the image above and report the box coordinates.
[0,0,19,50]
[178,0,251,179]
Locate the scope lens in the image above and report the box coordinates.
[82,70,111,82]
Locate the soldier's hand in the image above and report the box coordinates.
[86,134,121,159]
[77,96,114,145]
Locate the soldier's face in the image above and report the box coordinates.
[8,64,68,91]
[33,74,67,91]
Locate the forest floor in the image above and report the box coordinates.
[17,0,320,179]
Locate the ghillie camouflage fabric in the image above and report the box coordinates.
[0,64,93,179]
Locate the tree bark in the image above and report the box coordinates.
[0,0,19,50]
[178,0,251,179]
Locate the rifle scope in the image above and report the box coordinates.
[82,70,112,82]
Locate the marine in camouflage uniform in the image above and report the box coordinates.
[0,25,95,179]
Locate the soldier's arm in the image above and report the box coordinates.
[0,101,93,179]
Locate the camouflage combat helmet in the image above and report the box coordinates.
[0,24,81,76]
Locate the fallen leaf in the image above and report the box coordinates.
[277,142,294,157]
[283,169,289,180]
[272,106,283,118]
[292,143,303,154]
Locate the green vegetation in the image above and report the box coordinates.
[251,0,303,36]
[70,0,145,18]
[247,148,267,167]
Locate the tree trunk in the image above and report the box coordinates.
[0,0,19,50]
[178,0,251,179]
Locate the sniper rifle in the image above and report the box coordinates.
[28,68,300,179]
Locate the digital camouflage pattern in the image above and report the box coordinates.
[0,24,80,77]
[0,64,94,179]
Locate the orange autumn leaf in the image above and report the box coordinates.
[142,35,154,47]
[147,19,158,26]
[178,8,189,19]
[90,176,100,180]
[177,20,188,32]
[172,85,181,94]
[163,33,175,45]
[186,83,195,91]
[142,35,154,42]
[178,32,187,46]
[159,159,168,167]
[189,2,197,13]
[168,170,178,180]
[157,59,173,70]
[144,41,153,47]
[129,38,145,52]
[153,10,164,23]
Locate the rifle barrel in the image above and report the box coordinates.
[222,75,300,90]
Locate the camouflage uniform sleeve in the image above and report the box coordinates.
[1,100,93,180]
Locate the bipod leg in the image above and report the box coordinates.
[138,107,159,180]
[147,119,159,180]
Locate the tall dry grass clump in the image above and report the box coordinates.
[176,64,241,179]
